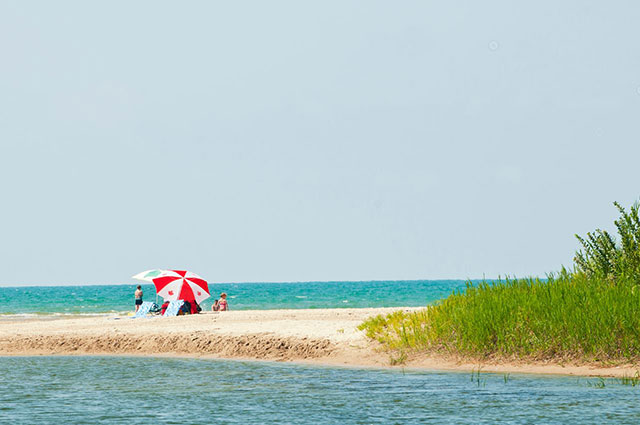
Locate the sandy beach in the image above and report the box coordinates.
[1,307,638,378]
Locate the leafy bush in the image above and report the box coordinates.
[574,202,640,281]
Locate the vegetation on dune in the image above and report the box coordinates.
[359,201,640,363]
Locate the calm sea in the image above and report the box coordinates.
[2,356,640,424]
[0,280,470,316]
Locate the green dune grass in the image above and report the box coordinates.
[360,201,640,363]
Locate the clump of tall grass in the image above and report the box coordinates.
[360,201,640,363]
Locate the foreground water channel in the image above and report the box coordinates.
[1,356,639,424]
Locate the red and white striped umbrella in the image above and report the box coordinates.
[152,270,210,305]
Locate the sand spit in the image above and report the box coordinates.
[2,308,639,377]
[0,308,401,363]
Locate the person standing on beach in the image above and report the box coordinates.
[134,285,143,312]
[218,293,229,311]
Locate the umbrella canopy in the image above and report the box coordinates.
[152,270,210,305]
[132,269,165,282]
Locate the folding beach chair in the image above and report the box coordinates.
[132,301,154,318]
[163,300,184,317]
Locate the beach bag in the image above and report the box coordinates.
[181,301,191,315]
[148,303,160,313]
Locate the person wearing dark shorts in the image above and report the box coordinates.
[134,285,143,312]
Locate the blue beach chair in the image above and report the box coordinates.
[132,301,154,318]
[163,300,184,317]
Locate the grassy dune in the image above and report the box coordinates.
[360,201,640,363]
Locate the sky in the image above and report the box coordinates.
[1,1,639,285]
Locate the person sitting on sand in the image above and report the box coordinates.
[160,300,170,315]
[134,285,143,312]
[218,293,229,311]
[211,299,219,312]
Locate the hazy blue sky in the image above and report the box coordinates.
[1,1,639,285]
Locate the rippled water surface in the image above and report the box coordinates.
[2,356,640,424]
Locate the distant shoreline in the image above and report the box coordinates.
[0,278,477,289]
[0,307,637,378]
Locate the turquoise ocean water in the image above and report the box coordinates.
[0,280,470,316]
[2,356,640,424]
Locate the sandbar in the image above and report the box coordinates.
[1,308,638,378]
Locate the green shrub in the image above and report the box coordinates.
[574,201,640,281]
